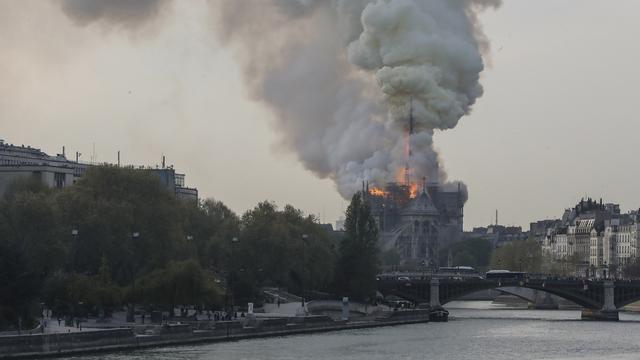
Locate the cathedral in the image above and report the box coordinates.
[366,182,464,269]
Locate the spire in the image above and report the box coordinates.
[409,97,414,138]
[404,98,414,186]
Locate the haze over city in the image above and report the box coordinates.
[7,1,640,359]
[2,0,639,229]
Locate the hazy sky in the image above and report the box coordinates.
[2,1,639,230]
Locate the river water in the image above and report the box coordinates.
[62,302,640,360]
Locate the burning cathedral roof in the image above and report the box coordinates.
[401,190,439,217]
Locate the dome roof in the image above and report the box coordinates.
[402,191,439,217]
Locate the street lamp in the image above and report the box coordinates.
[40,303,45,334]
[71,228,79,270]
[186,235,194,257]
[301,234,309,309]
[229,237,239,319]
[128,231,140,323]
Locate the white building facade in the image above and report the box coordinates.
[541,199,640,278]
[0,140,197,202]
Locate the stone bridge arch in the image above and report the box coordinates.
[377,278,599,308]
[376,276,640,320]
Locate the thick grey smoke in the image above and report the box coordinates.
[211,0,498,199]
[59,0,170,29]
[55,0,495,201]
[212,0,498,199]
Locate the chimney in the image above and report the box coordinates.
[162,155,166,169]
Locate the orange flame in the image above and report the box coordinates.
[368,187,387,197]
[409,183,418,199]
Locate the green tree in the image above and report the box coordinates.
[233,202,336,304]
[0,236,40,328]
[439,238,493,271]
[180,199,240,270]
[55,166,190,284]
[137,260,221,314]
[490,238,542,272]
[334,193,379,301]
[0,177,63,328]
[0,165,344,328]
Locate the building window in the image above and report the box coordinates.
[175,174,185,187]
[54,172,65,189]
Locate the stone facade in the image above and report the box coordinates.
[0,140,197,202]
[540,198,640,277]
[0,141,86,195]
[367,182,464,269]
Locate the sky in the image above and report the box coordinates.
[2,1,639,230]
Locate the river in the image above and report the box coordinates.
[60,302,640,360]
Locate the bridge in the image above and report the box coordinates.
[377,274,640,321]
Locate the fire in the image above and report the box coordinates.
[409,183,418,198]
[368,187,387,197]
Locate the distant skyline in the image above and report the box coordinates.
[2,1,640,230]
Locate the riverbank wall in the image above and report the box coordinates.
[0,312,431,359]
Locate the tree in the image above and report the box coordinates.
[0,236,40,329]
[623,258,640,279]
[55,165,191,284]
[334,193,379,301]
[180,199,240,270]
[232,202,336,304]
[439,238,493,271]
[490,238,542,272]
[0,177,61,329]
[137,260,221,314]
[0,165,343,328]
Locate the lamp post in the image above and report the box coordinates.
[70,226,80,324]
[71,228,79,270]
[229,237,238,319]
[127,231,140,323]
[186,234,194,257]
[40,302,45,334]
[301,234,309,309]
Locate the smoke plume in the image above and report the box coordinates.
[54,0,497,201]
[59,0,170,29]
[212,0,498,200]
